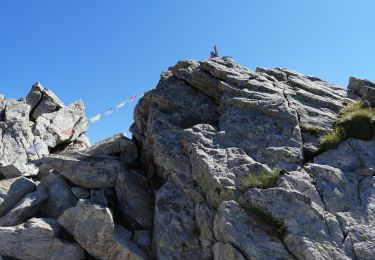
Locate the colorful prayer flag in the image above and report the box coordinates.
[116,100,127,109]
[102,108,114,116]
[129,95,136,102]
[90,114,101,123]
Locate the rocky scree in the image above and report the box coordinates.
[0,58,374,260]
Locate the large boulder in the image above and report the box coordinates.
[116,169,153,229]
[58,202,147,260]
[0,185,48,227]
[39,152,124,189]
[0,218,85,260]
[0,176,36,217]
[41,174,77,218]
[86,133,138,164]
[26,82,65,120]
[348,77,375,106]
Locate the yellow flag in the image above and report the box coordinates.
[90,114,101,123]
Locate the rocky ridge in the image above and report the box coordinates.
[0,57,374,259]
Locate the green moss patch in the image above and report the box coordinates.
[320,100,375,151]
[300,123,325,134]
[238,170,280,191]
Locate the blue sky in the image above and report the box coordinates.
[1,1,374,144]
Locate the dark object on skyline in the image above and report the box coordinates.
[210,45,219,58]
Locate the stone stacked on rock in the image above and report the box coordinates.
[0,58,374,259]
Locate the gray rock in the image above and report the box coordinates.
[71,186,90,199]
[195,202,215,259]
[213,200,292,259]
[355,167,374,176]
[89,188,108,207]
[154,179,203,259]
[0,176,36,217]
[240,188,349,260]
[86,133,138,164]
[0,185,48,227]
[116,169,152,229]
[61,134,91,152]
[133,230,151,252]
[58,202,147,260]
[0,218,85,260]
[26,82,65,120]
[41,174,77,218]
[213,242,246,260]
[33,100,87,149]
[39,152,123,188]
[0,162,39,178]
[348,77,375,106]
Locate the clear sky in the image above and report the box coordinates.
[1,1,374,144]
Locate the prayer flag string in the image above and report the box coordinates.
[26,92,144,153]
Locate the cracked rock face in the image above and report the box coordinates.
[0,58,375,259]
[130,57,375,260]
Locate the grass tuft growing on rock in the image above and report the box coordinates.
[319,127,346,151]
[320,100,375,151]
[239,170,280,190]
[300,123,324,134]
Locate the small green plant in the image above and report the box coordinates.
[319,127,345,151]
[338,99,370,116]
[320,100,375,151]
[300,123,324,134]
[238,170,280,191]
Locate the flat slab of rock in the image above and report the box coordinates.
[58,202,147,260]
[0,162,39,178]
[39,153,124,189]
[0,218,85,260]
[0,185,47,227]
[0,176,36,217]
[41,174,77,218]
[116,169,152,229]
[86,133,138,164]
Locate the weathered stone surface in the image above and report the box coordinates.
[39,152,123,188]
[213,242,246,260]
[86,133,138,164]
[154,179,203,259]
[71,186,90,199]
[89,188,108,207]
[348,77,375,106]
[41,174,77,218]
[26,82,65,120]
[0,185,48,227]
[0,176,36,217]
[132,230,152,253]
[2,58,375,260]
[32,100,87,150]
[240,188,350,259]
[214,200,292,259]
[195,202,215,259]
[116,169,152,229]
[0,162,39,178]
[0,218,85,260]
[58,202,147,260]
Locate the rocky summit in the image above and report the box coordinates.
[0,57,374,260]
